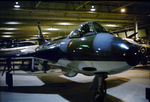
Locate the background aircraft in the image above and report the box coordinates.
[0,21,148,102]
[119,32,150,64]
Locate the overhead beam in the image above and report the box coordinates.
[111,23,147,33]
[0,8,138,17]
[111,2,135,12]
[0,9,140,23]
[76,1,90,10]
[0,14,135,23]
[35,1,41,8]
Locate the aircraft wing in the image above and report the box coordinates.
[0,45,39,58]
[33,44,62,62]
[0,43,62,63]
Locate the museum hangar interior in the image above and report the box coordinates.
[0,1,150,41]
[0,1,150,102]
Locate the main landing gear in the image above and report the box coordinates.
[2,58,13,88]
[91,73,108,102]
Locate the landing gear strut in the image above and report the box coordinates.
[5,58,13,88]
[6,72,13,88]
[91,73,108,102]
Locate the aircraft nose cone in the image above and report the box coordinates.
[123,47,141,66]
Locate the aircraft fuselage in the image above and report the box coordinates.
[35,32,141,75]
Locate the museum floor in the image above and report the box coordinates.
[0,64,150,102]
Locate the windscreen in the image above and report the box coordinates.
[93,22,107,33]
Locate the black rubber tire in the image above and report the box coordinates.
[93,91,105,102]
[93,85,106,102]
[6,72,13,88]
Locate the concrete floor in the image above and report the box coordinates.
[0,65,150,102]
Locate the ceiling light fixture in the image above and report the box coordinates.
[58,22,73,25]
[14,2,20,8]
[104,24,118,27]
[0,27,18,30]
[44,28,60,31]
[121,8,126,13]
[2,35,12,38]
[90,6,96,12]
[2,32,14,34]
[4,21,22,25]
[43,32,51,34]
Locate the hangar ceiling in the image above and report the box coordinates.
[0,1,150,40]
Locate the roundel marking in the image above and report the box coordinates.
[68,41,73,47]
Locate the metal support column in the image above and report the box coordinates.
[125,31,127,38]
[135,20,138,39]
[31,57,35,72]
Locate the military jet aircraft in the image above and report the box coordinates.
[0,21,147,102]
[118,31,150,64]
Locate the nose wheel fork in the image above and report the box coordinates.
[91,73,108,102]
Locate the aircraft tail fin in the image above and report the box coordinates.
[37,22,45,44]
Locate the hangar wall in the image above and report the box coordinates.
[146,27,150,43]
[118,32,126,38]
[118,29,147,38]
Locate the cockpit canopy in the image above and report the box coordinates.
[68,21,107,38]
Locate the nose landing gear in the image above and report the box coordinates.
[91,73,108,102]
